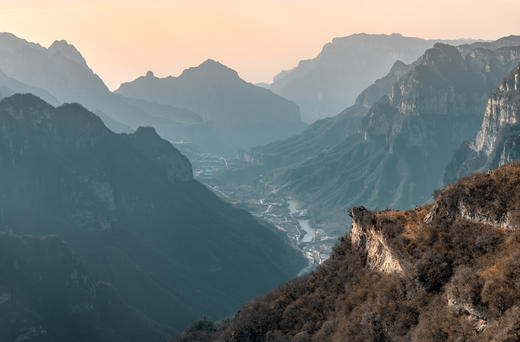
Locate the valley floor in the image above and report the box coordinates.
[189,151,338,272]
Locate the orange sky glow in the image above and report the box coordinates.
[1,0,519,89]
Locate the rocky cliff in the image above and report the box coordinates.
[173,161,520,341]
[445,62,520,182]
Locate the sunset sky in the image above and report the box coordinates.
[1,0,519,90]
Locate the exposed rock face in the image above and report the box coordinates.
[445,62,520,183]
[0,94,306,339]
[349,206,409,275]
[269,33,478,123]
[116,59,307,155]
[173,162,520,341]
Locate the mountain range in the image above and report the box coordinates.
[2,29,520,342]
[237,38,520,235]
[0,93,306,340]
[269,33,483,123]
[0,33,305,156]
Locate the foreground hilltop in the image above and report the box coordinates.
[174,161,520,341]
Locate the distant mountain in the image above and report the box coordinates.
[244,42,520,232]
[269,33,481,123]
[445,62,520,183]
[0,32,211,139]
[116,60,307,155]
[0,94,306,339]
[241,59,411,169]
[458,35,520,56]
[0,233,166,342]
[174,161,520,341]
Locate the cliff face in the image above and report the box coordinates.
[174,162,520,341]
[445,62,520,183]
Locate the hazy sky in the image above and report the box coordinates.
[1,0,519,90]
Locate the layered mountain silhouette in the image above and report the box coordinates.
[116,59,307,155]
[0,94,306,340]
[0,33,306,155]
[174,161,520,341]
[241,59,412,169]
[269,33,482,123]
[0,33,202,134]
[0,68,58,105]
[445,61,520,182]
[240,40,520,232]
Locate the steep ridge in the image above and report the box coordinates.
[240,59,411,169]
[0,32,205,136]
[445,62,520,182]
[267,43,520,231]
[116,59,307,155]
[0,94,306,338]
[174,162,520,341]
[0,233,166,342]
[269,33,478,122]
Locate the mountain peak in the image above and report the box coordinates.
[48,40,89,69]
[179,59,239,80]
[389,59,408,73]
[421,43,463,66]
